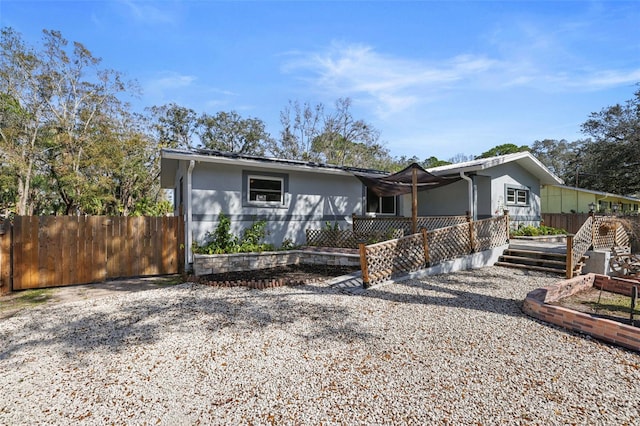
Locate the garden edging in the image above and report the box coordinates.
[193,248,360,276]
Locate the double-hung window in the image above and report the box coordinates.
[247,175,284,205]
[506,187,529,206]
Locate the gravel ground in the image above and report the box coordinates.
[1,266,639,425]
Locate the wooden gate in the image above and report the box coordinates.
[0,215,184,292]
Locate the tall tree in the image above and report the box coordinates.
[310,98,391,168]
[197,111,272,155]
[36,29,134,214]
[423,156,451,168]
[147,103,198,150]
[0,27,156,216]
[0,28,47,215]
[274,100,323,160]
[576,86,640,195]
[529,139,579,182]
[477,143,529,159]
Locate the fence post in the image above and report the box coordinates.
[421,228,430,266]
[467,214,477,253]
[0,218,12,295]
[358,242,371,288]
[503,210,510,241]
[566,234,574,279]
[589,211,595,247]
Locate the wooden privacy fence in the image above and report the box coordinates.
[542,213,592,233]
[359,215,510,287]
[0,215,184,293]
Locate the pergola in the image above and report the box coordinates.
[353,163,461,234]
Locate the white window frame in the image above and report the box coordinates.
[247,175,284,206]
[506,187,529,206]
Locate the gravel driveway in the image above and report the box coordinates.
[1,266,639,425]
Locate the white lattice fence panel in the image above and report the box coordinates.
[615,223,630,247]
[427,223,471,265]
[353,215,468,236]
[353,217,413,235]
[474,216,509,251]
[572,216,593,265]
[592,217,618,250]
[306,228,404,249]
[421,216,468,230]
[364,233,425,286]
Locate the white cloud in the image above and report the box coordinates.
[283,42,500,116]
[117,0,179,25]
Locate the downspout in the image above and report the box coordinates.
[186,160,195,268]
[460,171,474,219]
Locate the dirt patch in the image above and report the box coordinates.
[553,287,640,326]
[0,275,183,319]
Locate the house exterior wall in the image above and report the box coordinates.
[486,162,541,227]
[178,161,364,247]
[474,175,492,219]
[415,180,469,216]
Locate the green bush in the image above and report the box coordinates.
[510,224,567,237]
[193,213,275,254]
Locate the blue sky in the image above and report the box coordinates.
[1,1,639,161]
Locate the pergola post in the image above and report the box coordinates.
[411,167,418,234]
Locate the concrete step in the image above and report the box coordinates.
[499,255,567,267]
[495,262,567,274]
[503,249,567,259]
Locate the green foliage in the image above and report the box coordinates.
[477,143,530,159]
[422,156,451,168]
[279,238,297,250]
[510,225,567,237]
[193,213,275,254]
[324,221,340,231]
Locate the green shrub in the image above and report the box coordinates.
[193,214,275,254]
[510,224,567,237]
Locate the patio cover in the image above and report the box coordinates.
[353,163,460,197]
[353,163,461,233]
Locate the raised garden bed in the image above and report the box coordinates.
[189,264,360,290]
[523,274,640,352]
[193,248,360,276]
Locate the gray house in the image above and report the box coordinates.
[160,148,561,267]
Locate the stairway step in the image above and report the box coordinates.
[500,255,567,266]
[495,262,567,274]
[504,249,566,259]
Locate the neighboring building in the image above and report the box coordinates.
[423,152,563,227]
[541,185,640,214]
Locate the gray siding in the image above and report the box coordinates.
[188,162,364,246]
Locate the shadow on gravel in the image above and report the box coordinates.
[0,268,556,360]
[0,284,376,360]
[351,268,558,318]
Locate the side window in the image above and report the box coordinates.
[248,176,283,203]
[506,186,529,206]
[242,171,288,207]
[366,187,396,215]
